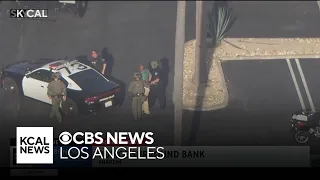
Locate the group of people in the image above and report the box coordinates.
[47,49,105,123]
[90,49,167,120]
[128,61,166,120]
[47,49,166,122]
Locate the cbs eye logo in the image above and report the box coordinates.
[59,132,72,145]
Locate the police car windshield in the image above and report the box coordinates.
[69,69,117,93]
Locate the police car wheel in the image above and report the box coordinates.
[294,131,309,144]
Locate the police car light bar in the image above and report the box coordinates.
[49,62,64,69]
[49,60,78,70]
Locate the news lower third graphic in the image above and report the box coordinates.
[11,127,315,168]
[58,131,165,160]
[14,127,198,167]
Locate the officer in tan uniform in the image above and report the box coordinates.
[47,72,67,122]
[128,72,146,120]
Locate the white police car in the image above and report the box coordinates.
[0,59,120,117]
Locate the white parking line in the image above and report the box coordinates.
[295,59,316,112]
[317,1,320,12]
[286,59,306,111]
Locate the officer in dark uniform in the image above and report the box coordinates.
[91,49,107,76]
[149,61,165,109]
[128,72,146,120]
[47,72,67,122]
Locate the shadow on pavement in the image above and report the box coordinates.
[159,57,170,108]
[187,1,230,145]
[101,47,114,77]
[100,47,126,108]
[107,75,126,108]
[159,57,170,89]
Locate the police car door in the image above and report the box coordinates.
[22,69,52,104]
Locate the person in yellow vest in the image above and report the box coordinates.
[139,64,152,114]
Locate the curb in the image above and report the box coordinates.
[183,61,229,111]
[182,40,230,111]
[182,39,320,111]
[219,54,320,61]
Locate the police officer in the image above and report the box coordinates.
[149,61,165,109]
[91,49,107,76]
[128,72,145,120]
[47,72,67,122]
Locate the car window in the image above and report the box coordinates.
[28,69,52,83]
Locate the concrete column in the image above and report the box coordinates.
[173,1,186,146]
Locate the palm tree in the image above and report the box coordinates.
[207,2,236,48]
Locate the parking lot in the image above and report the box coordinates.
[1,1,320,154]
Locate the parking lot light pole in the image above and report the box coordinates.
[173,1,186,146]
[194,1,206,86]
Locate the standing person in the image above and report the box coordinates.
[139,64,152,114]
[128,72,145,120]
[91,49,107,76]
[47,72,67,123]
[149,61,166,109]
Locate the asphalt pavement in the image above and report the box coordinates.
[184,59,320,146]
[182,1,320,145]
[0,1,179,146]
[227,1,320,38]
[1,2,320,159]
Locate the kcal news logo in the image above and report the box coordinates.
[16,127,53,164]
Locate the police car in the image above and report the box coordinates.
[0,59,120,117]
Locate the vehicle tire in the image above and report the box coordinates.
[61,98,78,121]
[112,96,122,108]
[294,131,309,144]
[76,1,87,18]
[1,77,20,119]
[290,123,295,132]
